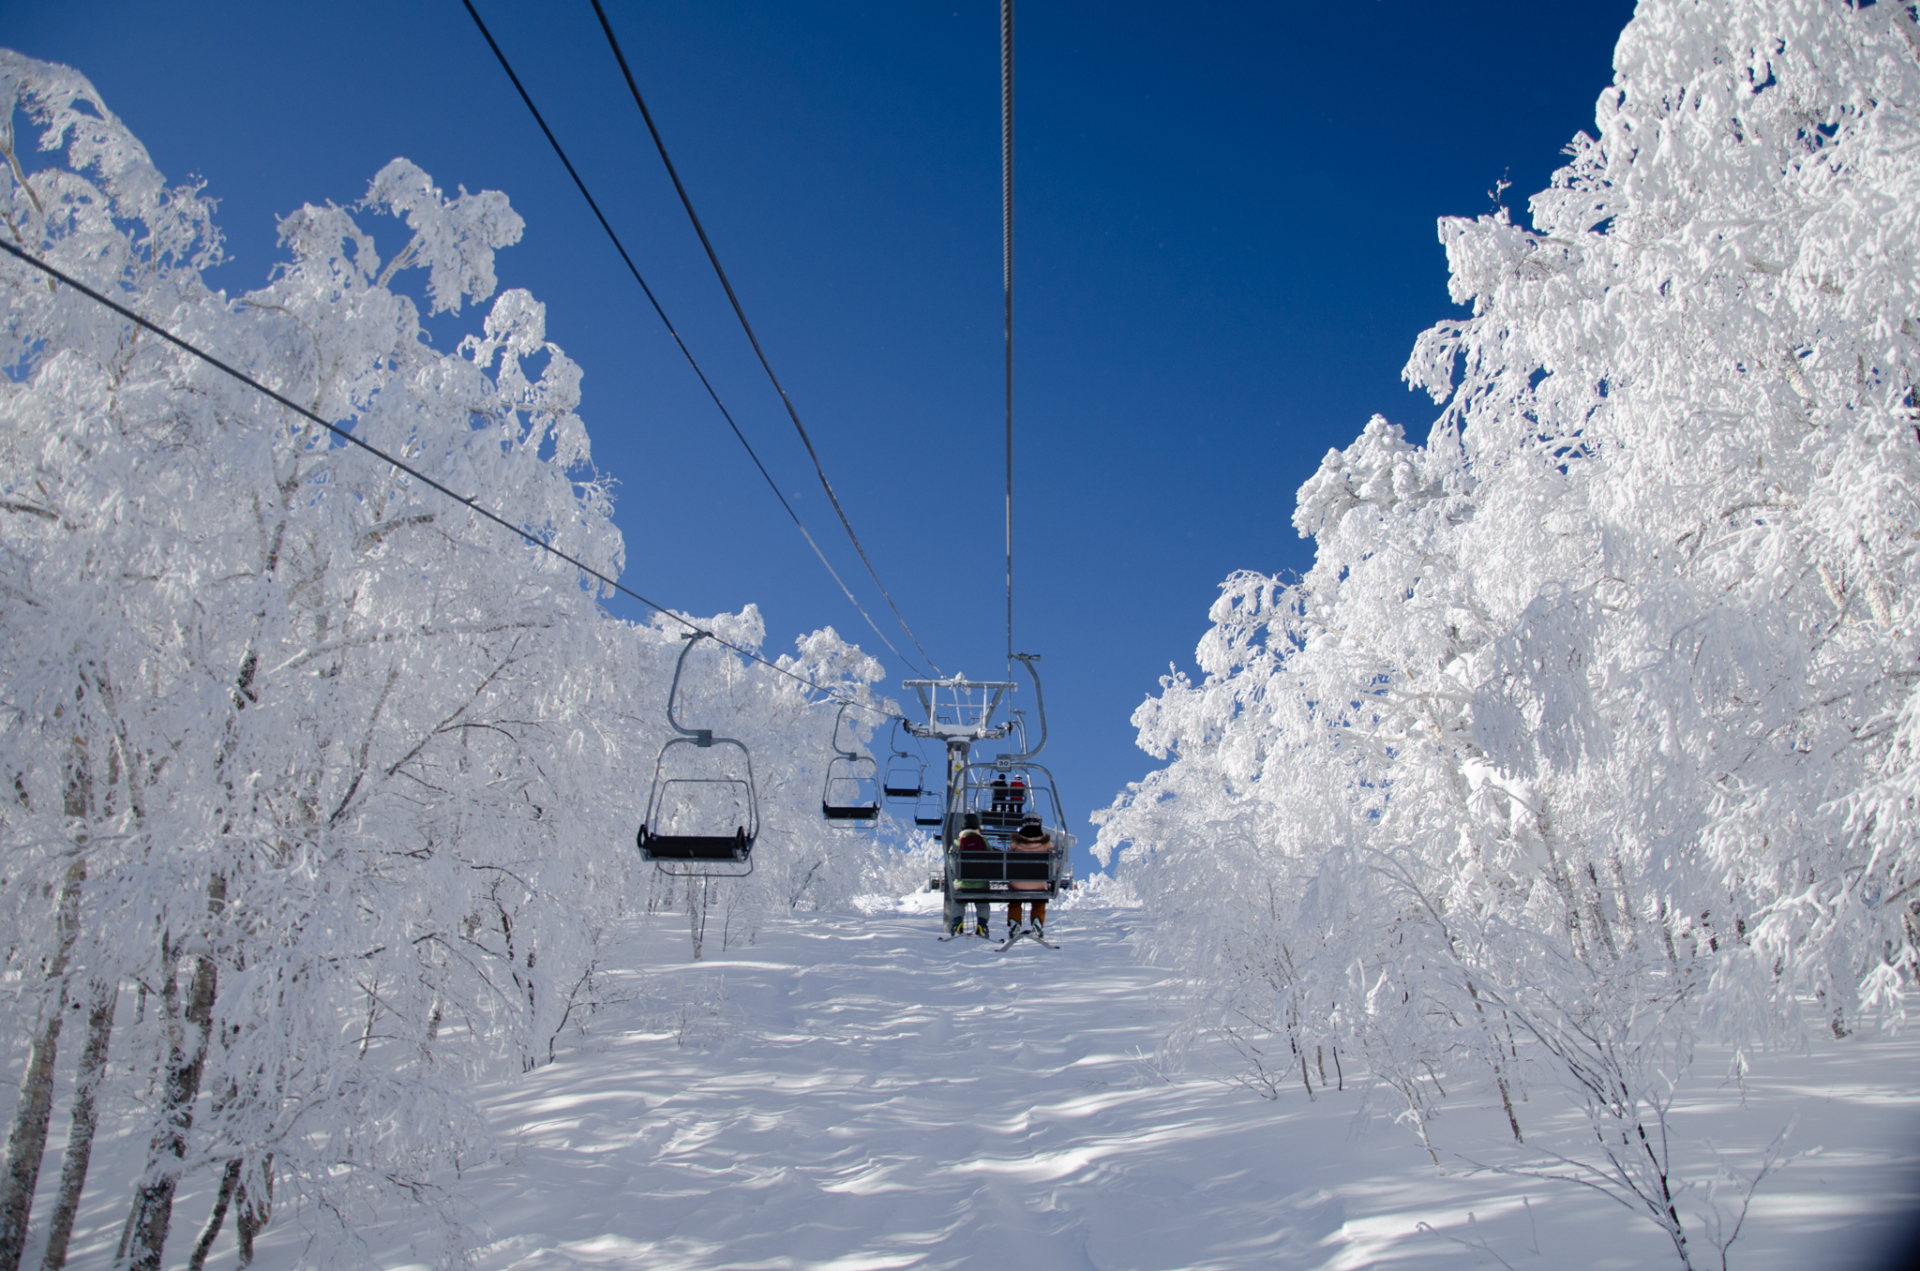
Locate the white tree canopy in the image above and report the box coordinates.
[1098,2,1920,1263]
[0,49,912,1268]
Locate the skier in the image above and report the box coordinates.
[1005,815,1053,939]
[951,811,997,937]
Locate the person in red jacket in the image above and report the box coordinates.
[1005,815,1053,938]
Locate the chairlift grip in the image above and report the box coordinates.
[1003,652,1047,761]
[666,631,715,741]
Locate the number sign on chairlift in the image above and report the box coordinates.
[636,632,759,877]
[821,701,881,829]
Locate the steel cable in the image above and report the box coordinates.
[1002,0,1015,679]
[0,238,901,720]
[588,0,944,677]
[459,0,924,676]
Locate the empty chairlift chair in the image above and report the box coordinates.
[882,719,926,801]
[821,702,882,829]
[637,632,759,877]
[913,786,947,828]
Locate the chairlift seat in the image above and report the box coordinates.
[638,826,749,861]
[883,782,924,799]
[822,802,882,821]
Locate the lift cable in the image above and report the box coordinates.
[589,0,944,677]
[1001,0,1015,681]
[459,0,923,677]
[0,238,904,722]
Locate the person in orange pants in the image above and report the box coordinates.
[1006,816,1053,937]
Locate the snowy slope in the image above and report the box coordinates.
[48,902,1920,1271]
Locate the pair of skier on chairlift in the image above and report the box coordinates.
[951,810,1053,940]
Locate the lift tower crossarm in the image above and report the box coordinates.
[900,677,1017,744]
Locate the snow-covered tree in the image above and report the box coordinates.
[0,50,903,1269]
[1098,2,1920,1264]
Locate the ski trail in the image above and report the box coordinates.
[219,905,1919,1271]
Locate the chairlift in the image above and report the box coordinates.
[912,786,946,828]
[821,702,881,828]
[636,632,758,877]
[909,661,1077,932]
[930,759,1075,910]
[882,719,925,800]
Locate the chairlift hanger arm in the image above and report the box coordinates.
[1004,652,1047,761]
[666,632,715,745]
[829,700,863,760]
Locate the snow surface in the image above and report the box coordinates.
[45,902,1920,1270]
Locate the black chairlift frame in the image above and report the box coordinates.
[821,701,882,829]
[637,632,759,877]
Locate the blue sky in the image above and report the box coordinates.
[13,0,1635,875]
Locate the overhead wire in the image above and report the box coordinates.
[458,0,924,677]
[587,0,944,677]
[0,238,902,722]
[1002,0,1015,681]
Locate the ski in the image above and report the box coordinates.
[996,930,1060,951]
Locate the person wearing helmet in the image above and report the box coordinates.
[951,811,996,938]
[1006,815,1053,939]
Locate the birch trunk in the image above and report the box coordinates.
[40,981,117,1271]
[234,1155,271,1269]
[118,875,223,1271]
[0,859,86,1271]
[184,1160,240,1271]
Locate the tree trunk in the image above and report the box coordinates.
[234,1155,271,1269]
[688,876,711,961]
[118,875,224,1271]
[118,947,216,1271]
[0,859,85,1271]
[184,1160,240,1271]
[1464,979,1524,1143]
[39,980,116,1271]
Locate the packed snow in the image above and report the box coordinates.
[24,901,1902,1271]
